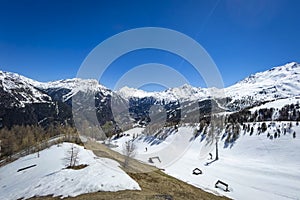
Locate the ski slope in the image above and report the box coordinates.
[110,124,300,200]
[0,143,140,200]
[250,96,300,111]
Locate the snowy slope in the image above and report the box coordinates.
[109,124,300,200]
[250,96,300,111]
[248,96,300,120]
[225,62,300,104]
[0,143,140,200]
[36,78,112,102]
[164,123,300,200]
[0,71,51,107]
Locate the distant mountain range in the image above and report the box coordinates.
[0,62,299,129]
[118,62,300,107]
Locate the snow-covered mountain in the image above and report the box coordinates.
[37,78,112,102]
[225,62,300,105]
[0,71,51,107]
[0,71,116,128]
[0,62,299,128]
[118,62,300,109]
[2,61,299,107]
[0,71,113,106]
[118,84,211,102]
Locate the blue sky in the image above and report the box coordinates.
[0,0,300,91]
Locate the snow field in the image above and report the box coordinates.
[110,124,300,200]
[0,143,140,200]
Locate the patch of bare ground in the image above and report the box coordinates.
[66,164,88,170]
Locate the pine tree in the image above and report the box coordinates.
[247,124,250,132]
[250,127,254,136]
[261,122,267,132]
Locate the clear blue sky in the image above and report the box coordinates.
[0,0,299,91]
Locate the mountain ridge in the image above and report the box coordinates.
[117,62,300,106]
[0,61,299,128]
[1,61,299,102]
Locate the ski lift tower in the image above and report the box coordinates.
[215,135,220,160]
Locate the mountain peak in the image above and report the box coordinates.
[226,62,300,105]
[268,62,299,72]
[117,86,156,99]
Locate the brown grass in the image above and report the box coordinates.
[66,164,88,170]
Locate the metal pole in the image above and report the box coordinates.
[215,135,220,160]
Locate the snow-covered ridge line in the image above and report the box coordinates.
[0,70,113,105]
[1,61,299,106]
[224,62,300,104]
[0,70,108,91]
[117,62,300,105]
[235,62,299,85]
[0,71,51,106]
[117,84,222,102]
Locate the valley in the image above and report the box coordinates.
[1,62,300,199]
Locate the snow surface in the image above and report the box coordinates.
[110,124,300,200]
[0,143,140,200]
[250,96,300,111]
[249,96,300,120]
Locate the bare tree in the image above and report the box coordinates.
[65,144,80,168]
[122,140,136,168]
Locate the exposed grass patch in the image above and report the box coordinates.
[66,164,88,170]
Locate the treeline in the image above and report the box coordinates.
[194,115,241,145]
[193,104,299,146]
[0,124,80,160]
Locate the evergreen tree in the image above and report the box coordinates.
[250,127,254,136]
[247,124,250,132]
[261,122,267,132]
